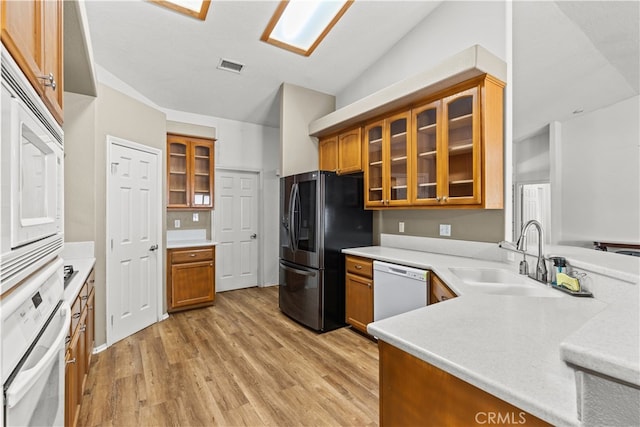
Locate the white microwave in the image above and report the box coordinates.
[1,46,64,294]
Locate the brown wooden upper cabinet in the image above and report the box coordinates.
[364,111,412,208]
[167,134,215,210]
[411,75,504,208]
[363,74,503,210]
[319,127,363,174]
[1,0,64,124]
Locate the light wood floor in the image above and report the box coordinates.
[78,286,379,426]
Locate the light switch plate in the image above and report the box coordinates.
[399,222,405,233]
[193,213,199,222]
[439,224,451,236]
[174,219,181,228]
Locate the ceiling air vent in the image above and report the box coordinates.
[217,58,244,74]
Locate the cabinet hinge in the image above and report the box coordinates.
[111,315,114,326]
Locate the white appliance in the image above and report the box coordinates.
[2,258,69,427]
[1,45,64,294]
[373,261,428,321]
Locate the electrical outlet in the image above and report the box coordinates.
[399,221,405,233]
[174,219,181,228]
[439,224,451,237]
[193,213,199,222]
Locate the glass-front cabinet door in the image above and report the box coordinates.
[364,121,384,207]
[412,101,440,205]
[191,141,214,208]
[168,138,189,208]
[442,86,481,205]
[386,112,411,206]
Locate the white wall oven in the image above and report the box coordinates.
[1,46,64,294]
[2,258,69,427]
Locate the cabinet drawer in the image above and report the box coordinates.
[430,274,457,304]
[171,248,214,264]
[346,256,373,279]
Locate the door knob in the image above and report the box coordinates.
[250,233,257,239]
[149,244,158,251]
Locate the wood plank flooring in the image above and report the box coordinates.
[78,286,379,426]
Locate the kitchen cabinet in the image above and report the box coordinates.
[167,246,216,312]
[167,134,215,210]
[318,127,363,174]
[379,341,550,426]
[1,0,64,124]
[412,75,504,208]
[364,111,412,208]
[319,135,338,172]
[429,273,457,304]
[345,255,373,334]
[65,267,96,427]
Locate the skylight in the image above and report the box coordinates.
[150,0,211,20]
[261,0,353,56]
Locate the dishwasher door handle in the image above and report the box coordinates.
[388,267,409,275]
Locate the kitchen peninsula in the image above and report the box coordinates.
[345,235,640,426]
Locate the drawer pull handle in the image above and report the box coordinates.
[80,325,86,333]
[190,254,197,257]
[355,265,362,269]
[72,313,81,319]
[81,295,88,301]
[441,296,449,301]
[66,358,76,365]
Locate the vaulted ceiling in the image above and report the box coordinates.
[83,1,639,138]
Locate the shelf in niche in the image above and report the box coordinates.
[169,153,187,157]
[448,113,472,130]
[369,187,383,192]
[450,179,474,185]
[390,131,407,139]
[369,160,383,166]
[169,188,187,192]
[194,172,210,177]
[170,171,187,174]
[369,138,383,144]
[418,182,437,187]
[391,156,407,162]
[391,185,407,190]
[194,155,210,160]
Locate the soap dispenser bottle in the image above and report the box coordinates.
[549,257,567,285]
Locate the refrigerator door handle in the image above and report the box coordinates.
[290,183,299,252]
[279,261,316,277]
[287,183,296,251]
[294,182,301,251]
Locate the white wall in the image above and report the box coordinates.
[336,1,506,108]
[559,95,640,245]
[280,83,335,176]
[514,126,550,184]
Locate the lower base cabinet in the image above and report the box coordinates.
[65,267,95,427]
[379,341,550,426]
[345,255,374,335]
[167,246,216,312]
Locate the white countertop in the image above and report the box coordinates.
[166,240,218,249]
[344,245,639,426]
[63,257,96,303]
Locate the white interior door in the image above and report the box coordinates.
[215,170,259,292]
[107,137,161,345]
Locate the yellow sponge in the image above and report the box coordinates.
[557,272,580,292]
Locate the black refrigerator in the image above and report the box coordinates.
[279,171,372,332]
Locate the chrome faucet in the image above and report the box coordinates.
[516,220,548,283]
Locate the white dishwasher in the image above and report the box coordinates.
[373,261,429,321]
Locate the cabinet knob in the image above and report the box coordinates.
[436,197,441,202]
[441,296,449,301]
[443,196,448,202]
[38,73,56,90]
[190,253,196,257]
[355,265,362,270]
